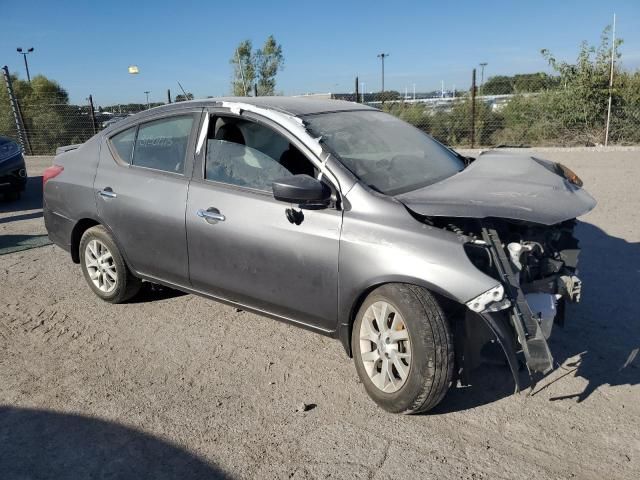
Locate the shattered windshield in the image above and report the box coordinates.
[304,110,464,195]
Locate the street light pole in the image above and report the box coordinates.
[144,91,150,109]
[16,47,34,82]
[377,53,389,103]
[479,62,488,94]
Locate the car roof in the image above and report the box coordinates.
[146,96,375,117]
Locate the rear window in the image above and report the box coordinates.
[132,116,194,174]
[110,127,136,163]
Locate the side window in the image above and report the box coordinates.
[205,117,316,191]
[110,126,136,163]
[132,116,194,174]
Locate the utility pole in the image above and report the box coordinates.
[605,13,616,146]
[471,68,477,148]
[144,91,150,109]
[479,62,488,95]
[16,47,34,82]
[377,53,389,103]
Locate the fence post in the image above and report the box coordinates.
[88,94,97,135]
[167,89,172,104]
[355,76,359,103]
[253,83,258,97]
[471,68,477,149]
[2,65,32,154]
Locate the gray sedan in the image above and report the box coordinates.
[43,98,595,413]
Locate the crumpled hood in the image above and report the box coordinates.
[396,150,596,225]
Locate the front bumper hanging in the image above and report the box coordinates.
[481,227,556,377]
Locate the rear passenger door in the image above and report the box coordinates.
[94,111,200,285]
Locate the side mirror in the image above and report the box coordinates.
[272,174,332,208]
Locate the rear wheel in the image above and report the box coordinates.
[79,225,141,303]
[352,284,454,414]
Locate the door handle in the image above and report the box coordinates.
[99,187,117,199]
[197,208,226,223]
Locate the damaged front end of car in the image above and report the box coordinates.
[396,152,596,390]
[409,216,585,391]
[461,217,583,390]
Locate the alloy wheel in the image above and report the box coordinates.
[359,301,411,393]
[84,239,117,293]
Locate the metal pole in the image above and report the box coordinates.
[144,91,150,109]
[479,62,487,95]
[355,76,359,103]
[22,54,31,82]
[605,13,616,146]
[167,89,172,103]
[378,53,389,104]
[471,68,477,148]
[381,57,385,103]
[88,94,97,135]
[2,65,31,154]
[254,83,258,97]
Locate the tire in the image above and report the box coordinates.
[79,225,141,303]
[352,284,454,414]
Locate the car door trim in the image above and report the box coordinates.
[136,271,337,336]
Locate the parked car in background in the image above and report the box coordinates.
[0,136,27,201]
[43,98,595,413]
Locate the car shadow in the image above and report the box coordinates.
[127,282,188,304]
[430,220,640,414]
[0,234,52,256]
[0,175,43,213]
[0,211,43,224]
[0,406,228,479]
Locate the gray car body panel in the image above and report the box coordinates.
[43,97,593,358]
[397,150,596,225]
[92,108,202,285]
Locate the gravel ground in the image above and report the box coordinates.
[1,150,639,479]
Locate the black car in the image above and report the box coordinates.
[0,136,27,200]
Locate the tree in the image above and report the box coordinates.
[255,35,284,96]
[0,73,94,154]
[230,40,255,96]
[493,25,628,146]
[482,75,514,95]
[229,36,284,96]
[374,90,401,102]
[482,72,559,95]
[174,93,194,102]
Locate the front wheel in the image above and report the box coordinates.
[352,284,454,414]
[79,225,141,303]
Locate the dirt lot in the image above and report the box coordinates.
[1,150,639,479]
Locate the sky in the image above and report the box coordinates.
[2,0,639,106]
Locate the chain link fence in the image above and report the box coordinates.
[335,73,640,148]
[2,69,640,155]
